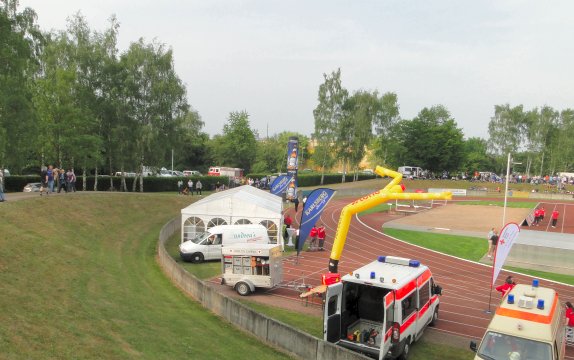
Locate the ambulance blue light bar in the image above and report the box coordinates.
[377,256,420,267]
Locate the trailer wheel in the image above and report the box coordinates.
[236,282,251,296]
[190,253,204,263]
[429,308,439,327]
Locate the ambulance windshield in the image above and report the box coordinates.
[477,331,551,360]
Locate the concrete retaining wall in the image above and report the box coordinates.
[157,217,369,360]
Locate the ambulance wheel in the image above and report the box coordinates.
[429,308,439,327]
[190,253,204,263]
[398,337,411,360]
[236,282,251,296]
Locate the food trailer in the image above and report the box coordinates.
[221,243,283,296]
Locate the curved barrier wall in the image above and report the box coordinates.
[157,217,369,360]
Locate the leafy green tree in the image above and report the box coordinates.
[373,92,400,165]
[121,39,189,191]
[393,105,464,172]
[0,0,43,172]
[211,111,257,172]
[338,91,380,180]
[313,68,348,184]
[487,104,526,173]
[461,137,495,173]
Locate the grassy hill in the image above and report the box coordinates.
[0,194,291,359]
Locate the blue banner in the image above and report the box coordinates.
[270,175,292,196]
[286,137,299,200]
[297,188,336,253]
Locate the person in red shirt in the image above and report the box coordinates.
[540,207,546,222]
[308,225,318,251]
[284,214,293,228]
[551,209,559,228]
[496,276,516,297]
[317,224,326,251]
[533,208,541,226]
[566,302,574,327]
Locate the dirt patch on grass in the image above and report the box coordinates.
[388,204,532,233]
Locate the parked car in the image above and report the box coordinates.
[23,183,42,192]
[159,168,184,177]
[183,170,202,176]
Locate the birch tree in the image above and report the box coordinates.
[312,68,348,184]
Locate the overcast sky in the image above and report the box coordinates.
[18,0,574,139]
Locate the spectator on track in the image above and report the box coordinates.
[308,224,318,251]
[540,206,546,222]
[533,208,541,226]
[317,224,326,251]
[552,209,560,228]
[566,302,574,327]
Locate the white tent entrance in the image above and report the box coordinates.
[181,185,283,246]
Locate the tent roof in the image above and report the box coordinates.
[181,185,283,217]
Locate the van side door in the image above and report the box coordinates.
[415,271,432,335]
[379,292,395,360]
[324,282,343,343]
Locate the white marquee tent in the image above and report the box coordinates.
[181,185,284,245]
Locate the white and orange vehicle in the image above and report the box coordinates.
[324,255,443,359]
[207,166,243,178]
[319,166,452,359]
[470,281,567,360]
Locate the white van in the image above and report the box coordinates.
[324,256,442,359]
[470,281,567,360]
[179,224,270,263]
[397,166,423,179]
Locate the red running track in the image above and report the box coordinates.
[267,198,574,358]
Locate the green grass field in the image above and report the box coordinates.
[384,228,574,285]
[455,201,537,208]
[384,228,488,261]
[0,194,291,359]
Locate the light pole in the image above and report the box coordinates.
[502,153,521,227]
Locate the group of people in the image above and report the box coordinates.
[40,165,76,195]
[533,206,560,228]
[177,179,203,195]
[283,213,327,252]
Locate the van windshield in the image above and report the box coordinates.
[477,331,551,360]
[188,232,209,244]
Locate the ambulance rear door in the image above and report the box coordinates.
[324,282,343,343]
[379,291,395,360]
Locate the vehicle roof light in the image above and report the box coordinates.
[378,256,386,262]
[507,294,515,304]
[532,279,539,288]
[408,260,420,267]
[370,271,376,279]
[537,299,544,310]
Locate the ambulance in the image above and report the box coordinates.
[324,256,443,360]
[470,280,567,360]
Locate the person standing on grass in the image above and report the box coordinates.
[488,230,499,258]
[552,209,560,228]
[487,228,495,258]
[196,180,202,195]
[0,169,6,202]
[46,165,55,194]
[187,179,193,196]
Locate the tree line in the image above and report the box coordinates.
[2,1,573,189]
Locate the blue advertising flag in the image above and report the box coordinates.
[270,175,292,196]
[297,188,336,253]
